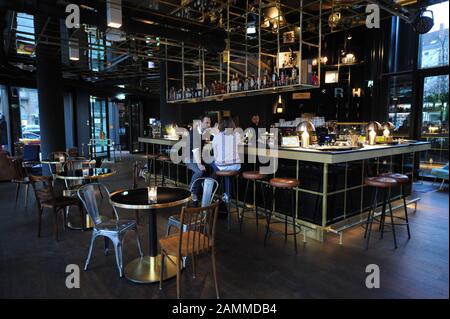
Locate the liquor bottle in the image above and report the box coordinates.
[281,70,286,86]
[250,76,255,89]
[244,77,249,91]
[312,72,319,85]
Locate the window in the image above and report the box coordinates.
[0,86,10,152]
[15,13,35,56]
[418,1,449,68]
[387,75,413,136]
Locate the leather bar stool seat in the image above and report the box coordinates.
[364,176,397,188]
[158,155,171,162]
[215,170,240,177]
[242,171,266,180]
[380,173,409,184]
[270,177,299,189]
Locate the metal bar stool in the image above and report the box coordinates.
[157,155,171,186]
[146,154,160,186]
[239,171,267,232]
[215,170,240,231]
[380,173,411,239]
[265,178,301,253]
[364,176,398,250]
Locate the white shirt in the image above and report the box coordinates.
[212,131,241,170]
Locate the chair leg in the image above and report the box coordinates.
[402,193,411,239]
[388,199,398,249]
[239,179,250,232]
[211,248,220,299]
[380,191,388,240]
[291,189,298,253]
[159,250,165,290]
[134,227,143,257]
[176,254,181,299]
[365,188,377,249]
[15,183,20,206]
[135,210,140,225]
[254,181,259,229]
[260,182,266,231]
[84,233,97,270]
[192,254,197,279]
[24,184,29,209]
[104,237,110,256]
[37,208,43,237]
[113,238,123,277]
[54,208,59,241]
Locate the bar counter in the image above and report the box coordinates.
[139,137,431,242]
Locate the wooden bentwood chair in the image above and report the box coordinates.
[159,201,220,299]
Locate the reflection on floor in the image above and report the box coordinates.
[0,153,448,298]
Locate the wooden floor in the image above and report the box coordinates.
[0,154,448,299]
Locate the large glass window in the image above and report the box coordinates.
[418,1,449,68]
[90,96,108,157]
[420,74,449,177]
[388,75,413,136]
[15,12,35,56]
[16,88,40,145]
[0,86,10,153]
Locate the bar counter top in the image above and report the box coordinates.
[139,136,430,164]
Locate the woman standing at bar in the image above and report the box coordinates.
[211,117,242,202]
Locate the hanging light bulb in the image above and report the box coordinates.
[107,0,122,29]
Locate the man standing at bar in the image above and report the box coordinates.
[187,115,211,203]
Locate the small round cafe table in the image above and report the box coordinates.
[56,168,116,229]
[109,187,191,284]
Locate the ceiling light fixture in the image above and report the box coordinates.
[107,0,122,29]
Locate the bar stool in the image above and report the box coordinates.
[364,176,398,250]
[146,154,160,186]
[265,177,301,253]
[215,170,240,231]
[380,173,411,239]
[239,171,267,232]
[157,155,171,186]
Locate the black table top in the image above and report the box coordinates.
[56,168,115,180]
[109,187,191,210]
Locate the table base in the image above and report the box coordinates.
[124,255,178,283]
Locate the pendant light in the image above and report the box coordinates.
[107,0,122,29]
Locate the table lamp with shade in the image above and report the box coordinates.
[365,121,381,145]
[381,122,395,143]
[297,120,315,148]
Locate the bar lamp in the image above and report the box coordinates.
[365,121,381,145]
[381,122,394,143]
[297,121,315,148]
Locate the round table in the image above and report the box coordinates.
[56,168,116,229]
[109,187,191,284]
[55,167,115,180]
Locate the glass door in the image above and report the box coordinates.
[90,96,108,158]
[420,74,449,177]
[0,86,10,153]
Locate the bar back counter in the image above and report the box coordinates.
[139,137,430,243]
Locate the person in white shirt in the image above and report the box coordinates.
[211,117,241,201]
